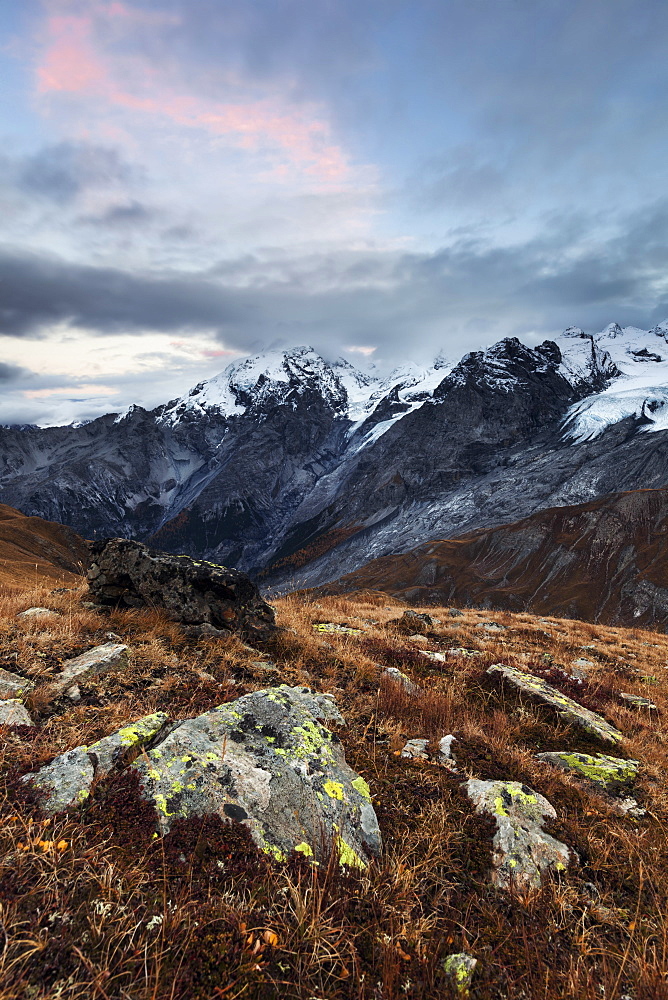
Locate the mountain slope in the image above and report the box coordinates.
[0,504,89,588]
[3,323,668,590]
[316,486,668,626]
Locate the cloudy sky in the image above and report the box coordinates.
[2,0,668,425]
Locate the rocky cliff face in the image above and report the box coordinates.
[2,325,668,590]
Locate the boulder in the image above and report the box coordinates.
[132,685,381,868]
[487,663,623,746]
[0,667,32,699]
[87,538,276,641]
[535,751,638,795]
[464,778,570,890]
[23,712,170,814]
[0,699,32,726]
[44,642,129,699]
[391,610,435,633]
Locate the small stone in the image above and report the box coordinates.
[407,633,430,643]
[44,643,129,699]
[616,797,646,819]
[312,622,362,635]
[443,953,478,996]
[477,621,507,632]
[572,658,595,668]
[65,685,81,702]
[437,735,457,770]
[382,666,420,695]
[0,667,33,700]
[400,738,430,760]
[421,649,447,663]
[448,609,463,617]
[464,778,570,889]
[620,693,657,709]
[17,607,58,620]
[0,699,33,726]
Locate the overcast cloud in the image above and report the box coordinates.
[2,0,668,424]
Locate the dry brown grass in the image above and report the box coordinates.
[0,585,667,998]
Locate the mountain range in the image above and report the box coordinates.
[3,321,668,597]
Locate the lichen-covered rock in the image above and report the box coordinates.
[0,699,32,726]
[23,712,170,814]
[464,779,570,890]
[443,952,478,996]
[44,642,129,698]
[312,622,362,635]
[0,667,32,699]
[87,538,276,641]
[620,693,657,709]
[535,751,638,794]
[487,663,623,746]
[132,685,381,867]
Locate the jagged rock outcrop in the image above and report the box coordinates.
[87,538,276,641]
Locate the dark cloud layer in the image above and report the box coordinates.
[17,142,133,203]
[2,197,667,361]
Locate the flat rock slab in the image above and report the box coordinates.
[0,699,32,726]
[46,643,129,698]
[24,712,170,814]
[0,667,33,699]
[132,685,381,868]
[487,663,623,746]
[17,608,58,620]
[465,778,570,890]
[535,751,639,795]
[87,538,275,642]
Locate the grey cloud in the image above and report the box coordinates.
[81,201,156,227]
[0,362,27,382]
[17,143,134,203]
[2,198,668,361]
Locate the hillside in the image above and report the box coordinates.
[1,582,667,998]
[0,504,88,589]
[314,486,668,627]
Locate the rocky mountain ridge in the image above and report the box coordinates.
[2,322,668,590]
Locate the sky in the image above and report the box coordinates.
[2,0,668,425]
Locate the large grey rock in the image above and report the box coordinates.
[132,685,381,867]
[87,538,276,641]
[23,712,169,814]
[44,642,129,698]
[487,663,623,746]
[0,699,32,726]
[0,667,32,699]
[465,778,570,890]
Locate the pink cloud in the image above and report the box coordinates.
[24,384,118,398]
[346,345,377,356]
[34,1,352,184]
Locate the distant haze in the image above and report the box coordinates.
[3,0,668,425]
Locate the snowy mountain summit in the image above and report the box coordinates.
[3,319,668,592]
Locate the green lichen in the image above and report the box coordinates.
[335,836,366,869]
[540,752,638,789]
[351,776,372,802]
[290,719,335,763]
[294,841,314,857]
